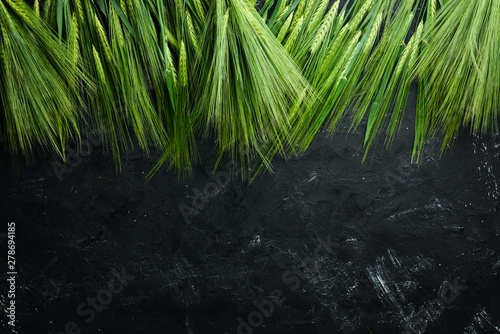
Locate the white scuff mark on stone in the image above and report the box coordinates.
[464,308,500,333]
[387,198,452,221]
[249,235,261,247]
[306,171,318,183]
[474,137,499,201]
[366,259,406,316]
[388,248,402,268]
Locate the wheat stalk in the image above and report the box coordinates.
[194,0,205,23]
[75,0,84,21]
[495,0,500,31]
[295,0,305,16]
[185,11,200,56]
[394,43,409,78]
[289,0,305,32]
[362,12,383,55]
[429,0,436,21]
[0,1,14,32]
[395,14,418,77]
[311,1,338,53]
[337,11,345,30]
[408,21,424,69]
[285,16,303,52]
[277,11,293,43]
[165,41,177,86]
[68,13,79,67]
[277,5,291,22]
[179,40,188,87]
[33,0,39,16]
[0,39,6,78]
[176,0,184,22]
[339,31,362,77]
[324,29,361,88]
[120,0,127,18]
[246,11,267,42]
[42,0,52,23]
[92,45,107,84]
[110,6,125,49]
[494,0,499,34]
[350,0,376,31]
[221,8,230,36]
[126,0,136,25]
[303,0,315,20]
[217,0,225,13]
[95,14,112,62]
[308,0,329,33]
[404,11,414,33]
[319,23,350,74]
[5,0,32,26]
[0,8,10,74]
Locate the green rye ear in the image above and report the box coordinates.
[0,0,83,161]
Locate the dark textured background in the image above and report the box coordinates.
[1,86,500,334]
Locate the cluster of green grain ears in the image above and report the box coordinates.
[0,0,498,178]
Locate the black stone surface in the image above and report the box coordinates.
[1,88,500,334]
